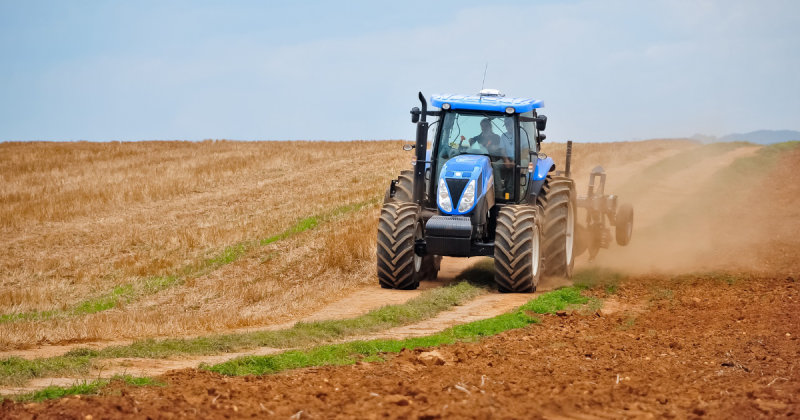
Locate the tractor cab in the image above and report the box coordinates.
[429,91,546,207]
[425,91,551,218]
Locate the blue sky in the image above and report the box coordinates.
[1,0,799,142]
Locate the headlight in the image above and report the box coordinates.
[505,107,515,114]
[458,180,476,212]
[438,178,452,212]
[442,103,451,110]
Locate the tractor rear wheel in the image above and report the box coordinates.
[377,202,423,290]
[542,176,578,278]
[383,170,414,204]
[494,205,543,293]
[615,203,634,246]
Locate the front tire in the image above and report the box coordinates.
[382,170,414,204]
[494,205,543,293]
[377,202,423,290]
[542,176,578,278]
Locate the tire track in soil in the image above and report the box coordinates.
[0,258,478,361]
[0,258,555,394]
[354,268,573,341]
[0,258,494,394]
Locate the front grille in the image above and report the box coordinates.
[445,178,469,206]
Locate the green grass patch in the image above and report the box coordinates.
[205,286,589,377]
[7,375,163,403]
[454,258,496,288]
[0,282,482,386]
[204,244,247,267]
[0,197,381,325]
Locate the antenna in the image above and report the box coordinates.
[481,62,488,92]
[480,62,488,102]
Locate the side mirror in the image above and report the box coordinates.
[410,107,420,123]
[403,144,415,151]
[536,115,547,131]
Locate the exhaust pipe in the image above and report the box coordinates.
[412,92,428,206]
[565,140,573,178]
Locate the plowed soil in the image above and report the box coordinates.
[4,274,798,419]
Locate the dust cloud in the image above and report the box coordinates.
[572,144,800,277]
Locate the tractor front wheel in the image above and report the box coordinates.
[494,205,543,293]
[382,170,414,204]
[377,202,423,290]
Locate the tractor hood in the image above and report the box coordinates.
[437,155,494,215]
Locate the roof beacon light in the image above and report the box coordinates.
[505,107,515,114]
[442,103,451,110]
[478,89,504,97]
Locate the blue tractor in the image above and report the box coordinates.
[378,90,633,292]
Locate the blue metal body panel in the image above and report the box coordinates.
[431,94,544,113]
[437,155,493,215]
[533,156,555,181]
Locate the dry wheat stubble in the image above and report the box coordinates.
[0,139,692,349]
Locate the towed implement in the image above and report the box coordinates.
[378,90,633,292]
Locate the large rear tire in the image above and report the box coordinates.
[542,176,577,278]
[377,202,423,290]
[615,203,634,246]
[494,205,543,293]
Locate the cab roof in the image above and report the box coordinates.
[430,93,544,114]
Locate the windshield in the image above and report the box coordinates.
[435,111,517,200]
[436,112,515,161]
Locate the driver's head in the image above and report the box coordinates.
[504,118,514,133]
[480,118,492,135]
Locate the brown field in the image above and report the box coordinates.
[0,139,695,349]
[2,139,800,419]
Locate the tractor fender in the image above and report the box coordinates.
[524,156,555,204]
[533,156,555,181]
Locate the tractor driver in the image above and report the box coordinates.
[469,118,514,197]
